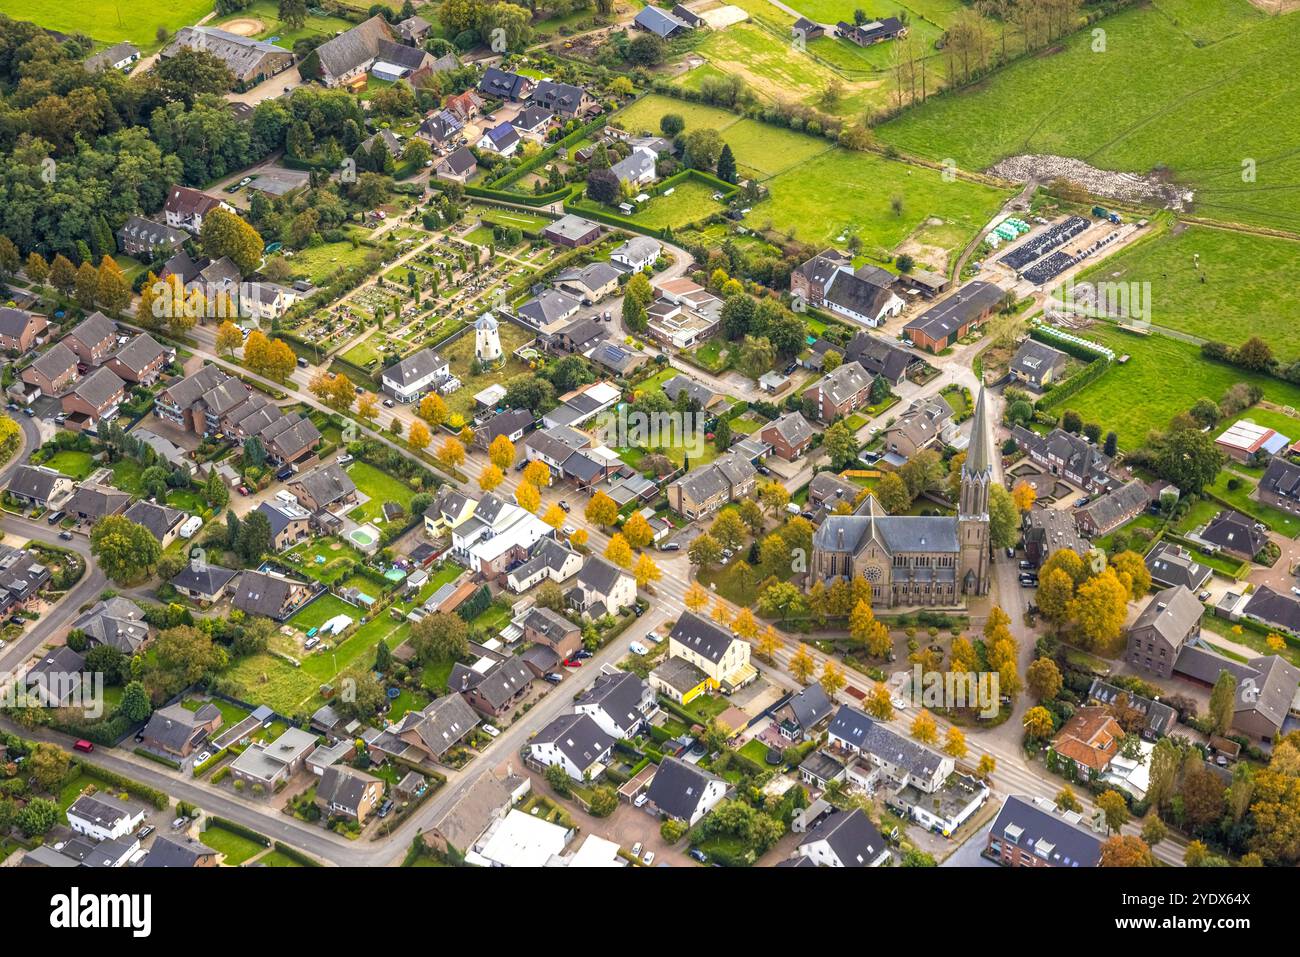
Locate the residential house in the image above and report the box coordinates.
[1075,479,1151,537]
[60,366,126,429]
[828,706,954,794]
[115,217,188,259]
[1009,339,1069,390]
[661,374,724,410]
[0,307,48,354]
[610,146,659,187]
[381,347,451,403]
[21,341,79,396]
[518,288,582,332]
[123,500,186,548]
[542,214,601,248]
[84,41,140,73]
[759,411,815,461]
[0,545,51,615]
[163,26,294,90]
[844,332,917,385]
[417,109,462,146]
[473,409,535,453]
[240,281,302,322]
[1199,509,1269,561]
[527,713,614,780]
[308,14,394,87]
[610,236,661,272]
[522,606,582,661]
[423,767,530,858]
[396,15,433,44]
[506,536,583,593]
[541,381,622,431]
[257,500,313,551]
[1051,707,1124,775]
[1011,426,1112,491]
[792,16,825,39]
[104,333,169,386]
[666,450,757,520]
[666,610,755,693]
[567,555,637,619]
[574,671,655,739]
[370,39,449,82]
[230,570,313,621]
[423,486,478,535]
[554,262,622,304]
[316,766,385,823]
[1242,584,1300,636]
[1086,679,1178,740]
[435,146,477,184]
[985,795,1102,867]
[478,67,534,102]
[1258,457,1300,514]
[66,793,144,842]
[649,656,712,705]
[1144,541,1212,593]
[796,808,889,867]
[169,563,239,605]
[393,693,479,762]
[5,464,72,508]
[162,185,230,233]
[1021,507,1086,569]
[63,483,130,524]
[808,360,873,423]
[643,756,727,825]
[445,89,483,121]
[511,104,554,140]
[589,341,648,377]
[288,462,358,513]
[1125,584,1203,678]
[140,835,219,868]
[229,727,318,789]
[72,597,150,655]
[449,655,535,719]
[773,684,834,742]
[24,646,86,707]
[63,312,118,366]
[882,395,953,460]
[902,280,1004,352]
[477,122,521,157]
[141,702,223,759]
[530,80,593,119]
[837,16,907,45]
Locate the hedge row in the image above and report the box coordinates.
[1029,324,1113,363]
[1035,356,1110,412]
[272,841,321,866]
[206,817,271,847]
[133,748,182,771]
[486,115,610,190]
[81,762,169,810]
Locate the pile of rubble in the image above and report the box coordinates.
[988,154,1194,210]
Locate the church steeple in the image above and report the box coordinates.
[958,384,992,596]
[963,384,992,479]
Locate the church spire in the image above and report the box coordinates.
[964,384,992,477]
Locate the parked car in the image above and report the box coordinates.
[296,356,309,368]
[482,723,500,738]
[1018,560,1033,570]
[337,453,354,465]
[46,509,64,525]
[634,793,648,808]
[661,542,681,551]
[558,501,570,512]
[237,485,250,496]
[170,817,187,830]
[544,672,564,684]
[73,740,94,753]
[377,800,393,818]
[631,842,643,858]
[562,524,577,536]
[689,848,708,863]
[21,407,34,417]
[1198,590,1211,602]
[563,657,583,668]
[629,642,648,655]
[756,465,771,476]
[137,825,155,839]
[58,530,73,541]
[642,851,655,866]
[276,466,294,481]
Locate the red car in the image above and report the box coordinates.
[563,658,583,668]
[73,740,94,753]
[237,485,250,496]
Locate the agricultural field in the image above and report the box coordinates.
[0,0,212,50]
[1078,223,1300,361]
[1056,326,1300,450]
[878,0,1300,232]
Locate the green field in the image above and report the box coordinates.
[1079,223,1300,360]
[43,450,95,480]
[0,0,213,50]
[214,0,354,51]
[756,146,1007,252]
[345,460,416,524]
[616,95,741,136]
[1059,326,1300,450]
[623,180,727,230]
[879,0,1300,232]
[201,823,267,866]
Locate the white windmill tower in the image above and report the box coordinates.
[475,311,503,364]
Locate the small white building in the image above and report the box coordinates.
[66,793,145,842]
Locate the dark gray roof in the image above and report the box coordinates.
[383,347,447,388]
[662,374,718,407]
[532,80,587,114]
[170,563,239,597]
[449,655,534,709]
[115,217,187,253]
[313,14,393,79]
[669,611,738,664]
[524,605,579,642]
[1244,584,1300,634]
[63,484,130,521]
[1200,510,1268,558]
[1131,585,1203,647]
[67,792,136,829]
[30,341,78,381]
[478,67,532,100]
[440,146,477,176]
[142,702,220,753]
[532,712,614,769]
[67,311,116,350]
[316,765,383,813]
[73,597,148,654]
[576,555,629,597]
[84,41,139,72]
[1075,479,1149,530]
[109,333,167,375]
[764,412,814,447]
[634,5,691,36]
[292,461,357,507]
[814,511,959,556]
[844,332,915,382]
[646,756,722,820]
[904,280,1004,342]
[141,835,217,868]
[70,366,125,409]
[1086,679,1177,737]
[231,570,302,619]
[785,684,833,732]
[815,360,871,407]
[828,704,874,747]
[519,288,581,327]
[1010,338,1068,384]
[1144,542,1212,592]
[575,671,648,731]
[989,795,1102,867]
[123,500,184,542]
[824,270,895,320]
[651,657,708,694]
[799,807,886,866]
[1261,457,1300,504]
[396,693,478,757]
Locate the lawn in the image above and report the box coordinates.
[255,849,306,867]
[878,0,1300,232]
[345,460,416,524]
[625,180,727,230]
[0,0,214,50]
[615,94,742,138]
[43,450,95,480]
[1058,327,1300,451]
[755,146,1008,253]
[437,315,534,420]
[1078,223,1300,361]
[288,594,358,633]
[213,0,354,50]
[201,823,268,866]
[284,537,368,584]
[300,617,410,683]
[712,118,833,179]
[277,233,375,285]
[1205,471,1300,538]
[222,653,320,714]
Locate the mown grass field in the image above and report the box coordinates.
[614,93,1006,254]
[1058,326,1300,450]
[1078,222,1300,360]
[878,0,1300,232]
[214,0,354,50]
[0,0,213,50]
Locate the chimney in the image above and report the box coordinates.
[461,674,469,691]
[837,527,844,549]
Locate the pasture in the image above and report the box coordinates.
[878,0,1300,232]
[1078,223,1300,361]
[1053,326,1300,450]
[0,0,213,50]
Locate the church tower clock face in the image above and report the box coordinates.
[863,564,883,583]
